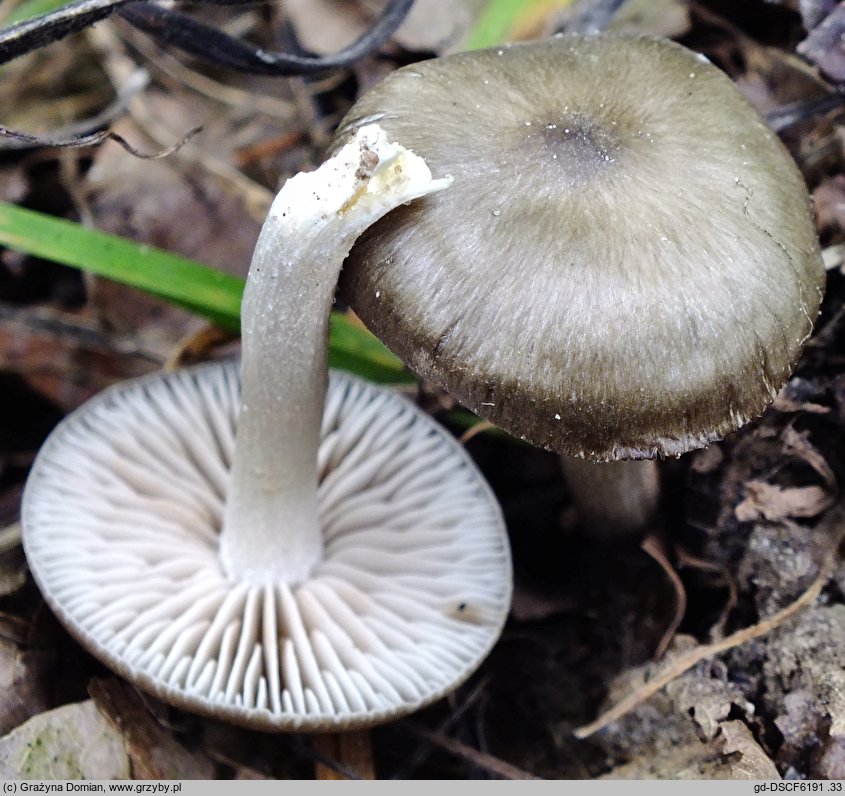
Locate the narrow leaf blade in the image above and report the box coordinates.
[0,201,411,382]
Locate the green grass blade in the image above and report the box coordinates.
[465,0,575,50]
[0,202,412,382]
[0,201,244,329]
[3,0,70,26]
[328,313,413,383]
[465,0,530,49]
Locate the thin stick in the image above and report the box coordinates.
[459,420,495,446]
[391,678,490,779]
[163,325,235,372]
[313,731,375,780]
[398,721,540,780]
[116,0,413,76]
[574,511,844,739]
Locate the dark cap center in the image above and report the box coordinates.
[529,113,621,188]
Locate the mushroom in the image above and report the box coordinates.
[22,125,512,731]
[330,34,826,533]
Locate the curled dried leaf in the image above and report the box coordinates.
[735,481,834,523]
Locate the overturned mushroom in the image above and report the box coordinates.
[331,33,825,533]
[22,125,512,731]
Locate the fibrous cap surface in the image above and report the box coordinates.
[335,34,826,460]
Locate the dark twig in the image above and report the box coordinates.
[0,0,132,64]
[0,124,112,149]
[278,735,363,780]
[0,69,148,151]
[105,125,202,158]
[390,678,490,779]
[116,0,413,75]
[0,0,415,74]
[312,732,375,780]
[0,123,201,158]
[396,721,541,780]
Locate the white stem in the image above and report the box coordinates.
[219,125,452,583]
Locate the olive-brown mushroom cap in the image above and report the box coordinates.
[334,34,825,460]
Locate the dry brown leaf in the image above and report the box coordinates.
[0,553,25,597]
[781,426,837,488]
[772,393,831,414]
[0,700,129,779]
[772,377,832,414]
[714,18,833,118]
[719,720,780,780]
[0,305,157,412]
[89,678,216,779]
[0,639,51,736]
[735,480,834,522]
[83,115,261,356]
[798,5,845,82]
[813,175,845,241]
[389,0,486,51]
[287,0,486,55]
[0,523,25,596]
[665,661,754,741]
[609,0,691,38]
[285,0,371,56]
